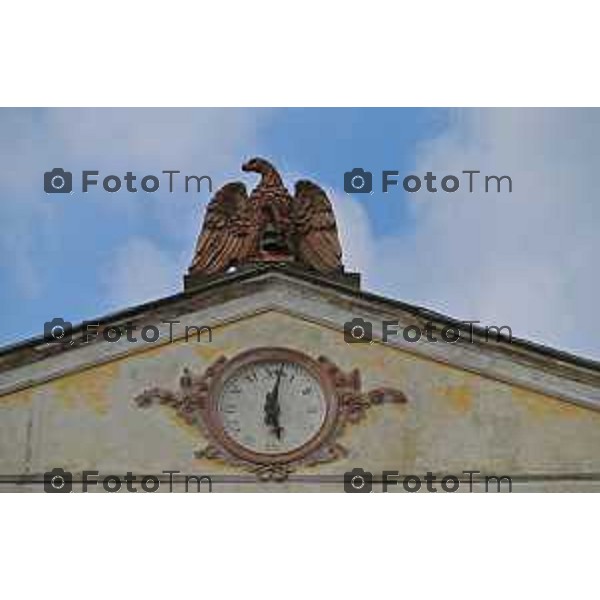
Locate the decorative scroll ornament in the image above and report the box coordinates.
[133,351,407,481]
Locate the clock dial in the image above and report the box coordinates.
[215,359,328,455]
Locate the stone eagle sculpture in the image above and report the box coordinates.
[189,158,343,276]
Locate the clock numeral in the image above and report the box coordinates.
[301,386,312,396]
[264,363,286,378]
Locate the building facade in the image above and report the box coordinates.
[1,160,599,492]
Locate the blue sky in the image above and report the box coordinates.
[1,108,599,360]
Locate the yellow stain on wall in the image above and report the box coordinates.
[441,383,474,413]
[52,362,120,415]
[353,346,389,372]
[2,309,596,431]
[513,386,596,422]
[0,387,33,407]
[193,343,226,362]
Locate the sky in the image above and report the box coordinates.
[0,108,599,361]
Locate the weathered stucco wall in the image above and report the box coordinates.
[1,310,599,491]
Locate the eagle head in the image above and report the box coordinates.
[241,157,275,175]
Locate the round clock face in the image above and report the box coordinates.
[213,354,330,457]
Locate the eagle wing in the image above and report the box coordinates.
[292,180,343,272]
[189,182,257,274]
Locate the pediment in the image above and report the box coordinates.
[1,267,599,412]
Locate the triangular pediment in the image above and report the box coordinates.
[1,265,599,412]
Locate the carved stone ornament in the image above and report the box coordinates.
[133,348,407,481]
[188,158,344,277]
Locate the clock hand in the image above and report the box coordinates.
[272,363,284,398]
[264,363,285,438]
[264,393,283,438]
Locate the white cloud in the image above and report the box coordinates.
[3,108,599,361]
[101,237,182,310]
[0,108,269,301]
[330,191,375,277]
[341,109,600,360]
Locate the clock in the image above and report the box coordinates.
[205,348,339,464]
[134,347,407,480]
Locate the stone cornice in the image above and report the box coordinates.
[0,266,599,410]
